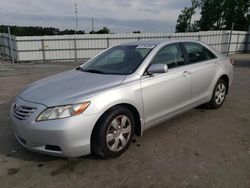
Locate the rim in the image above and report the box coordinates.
[215,83,226,105]
[106,115,132,152]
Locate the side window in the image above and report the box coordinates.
[151,43,185,69]
[184,42,216,64]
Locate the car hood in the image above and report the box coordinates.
[19,69,126,106]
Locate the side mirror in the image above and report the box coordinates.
[147,64,168,75]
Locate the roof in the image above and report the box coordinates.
[123,39,169,46]
[122,38,200,46]
[123,38,224,58]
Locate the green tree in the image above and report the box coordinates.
[223,0,249,30]
[0,25,85,36]
[176,0,249,31]
[198,0,224,30]
[176,7,195,32]
[97,27,110,34]
[89,26,110,34]
[197,0,249,30]
[175,0,198,32]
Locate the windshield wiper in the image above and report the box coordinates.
[76,67,84,71]
[76,67,104,74]
[82,69,106,74]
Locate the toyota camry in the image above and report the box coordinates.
[10,39,233,158]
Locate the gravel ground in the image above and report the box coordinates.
[0,55,250,188]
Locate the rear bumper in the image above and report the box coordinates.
[10,97,99,157]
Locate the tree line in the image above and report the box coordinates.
[176,0,250,32]
[0,25,111,36]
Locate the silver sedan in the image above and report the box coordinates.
[10,39,233,158]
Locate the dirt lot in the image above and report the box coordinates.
[0,56,250,188]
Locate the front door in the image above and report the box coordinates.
[140,43,191,126]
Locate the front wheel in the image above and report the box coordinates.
[207,78,227,109]
[91,106,135,158]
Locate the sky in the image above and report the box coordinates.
[0,0,197,33]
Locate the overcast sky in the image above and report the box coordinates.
[0,0,196,33]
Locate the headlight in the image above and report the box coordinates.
[36,102,90,121]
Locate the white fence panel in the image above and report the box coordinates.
[0,33,17,61]
[7,30,249,62]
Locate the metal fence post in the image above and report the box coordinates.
[106,37,110,48]
[244,25,250,53]
[0,34,2,58]
[227,23,234,55]
[41,39,46,63]
[248,25,250,53]
[1,36,5,59]
[15,37,19,63]
[236,33,240,53]
[8,27,15,63]
[74,38,77,62]
[198,35,201,41]
[247,33,250,53]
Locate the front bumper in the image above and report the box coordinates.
[10,97,99,157]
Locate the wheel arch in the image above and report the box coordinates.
[118,103,142,137]
[219,74,229,94]
[90,103,143,152]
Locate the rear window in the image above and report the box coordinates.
[184,42,216,64]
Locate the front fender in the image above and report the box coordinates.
[83,80,145,126]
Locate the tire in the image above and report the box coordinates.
[207,78,227,109]
[91,106,135,158]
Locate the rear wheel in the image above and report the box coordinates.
[91,106,135,158]
[207,79,227,109]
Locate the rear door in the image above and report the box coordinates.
[182,42,218,105]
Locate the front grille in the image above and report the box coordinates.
[13,105,37,120]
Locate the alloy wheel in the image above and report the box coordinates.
[215,83,226,105]
[106,115,132,152]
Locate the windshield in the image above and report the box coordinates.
[79,45,154,75]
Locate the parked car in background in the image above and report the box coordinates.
[10,39,233,158]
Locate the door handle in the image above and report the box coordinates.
[182,71,191,77]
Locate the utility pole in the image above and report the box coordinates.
[75,3,78,34]
[74,3,78,62]
[91,18,94,32]
[7,27,14,63]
